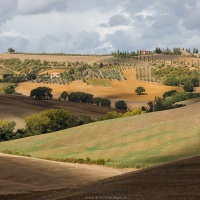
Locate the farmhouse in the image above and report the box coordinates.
[140,50,150,55]
[51,72,60,79]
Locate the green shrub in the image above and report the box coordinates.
[115,100,128,110]
[44,157,110,166]
[25,109,93,135]
[123,108,145,117]
[164,92,200,105]
[99,112,123,120]
[163,90,177,98]
[1,149,31,157]
[183,83,194,92]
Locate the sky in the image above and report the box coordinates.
[0,0,200,54]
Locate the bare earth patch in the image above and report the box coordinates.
[0,153,133,196]
[1,154,200,200]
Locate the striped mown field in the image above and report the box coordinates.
[0,102,199,167]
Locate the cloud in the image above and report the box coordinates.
[0,0,17,23]
[16,0,68,15]
[183,12,200,30]
[0,35,29,52]
[0,0,200,54]
[101,14,130,27]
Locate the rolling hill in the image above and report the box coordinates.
[0,94,117,129]
[0,153,131,196]
[0,102,199,167]
[1,154,199,199]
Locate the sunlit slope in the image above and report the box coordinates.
[0,103,200,166]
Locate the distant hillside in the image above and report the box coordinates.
[0,94,117,129]
[0,53,112,64]
[0,102,199,167]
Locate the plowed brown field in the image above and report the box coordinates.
[0,94,117,129]
[0,153,132,197]
[1,154,200,200]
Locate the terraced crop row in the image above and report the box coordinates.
[87,78,112,87]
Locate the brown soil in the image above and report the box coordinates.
[0,153,132,197]
[0,94,118,129]
[3,155,200,200]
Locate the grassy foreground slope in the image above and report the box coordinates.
[0,103,200,167]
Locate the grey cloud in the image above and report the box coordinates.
[69,31,100,53]
[38,31,100,54]
[0,0,17,23]
[17,0,68,15]
[161,0,197,18]
[183,12,200,30]
[109,15,129,27]
[105,30,136,51]
[0,0,124,24]
[101,15,129,27]
[64,0,126,12]
[149,13,179,36]
[0,35,29,52]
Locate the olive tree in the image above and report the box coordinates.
[135,86,146,95]
[115,100,128,110]
[30,87,53,99]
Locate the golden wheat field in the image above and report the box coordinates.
[0,53,111,64]
[16,69,183,109]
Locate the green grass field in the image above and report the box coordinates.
[0,102,200,168]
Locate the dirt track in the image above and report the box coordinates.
[2,155,200,200]
[0,94,118,129]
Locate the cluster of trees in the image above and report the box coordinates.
[193,48,199,54]
[61,91,131,110]
[99,108,145,120]
[183,48,199,54]
[30,87,53,99]
[0,109,94,141]
[154,47,199,55]
[154,47,181,55]
[1,84,21,95]
[146,90,200,112]
[30,87,112,107]
[62,91,112,107]
[0,57,129,86]
[3,85,16,94]
[2,88,200,142]
[152,66,200,87]
[30,87,131,110]
[0,74,27,83]
[25,109,93,135]
[112,50,138,58]
[0,120,16,141]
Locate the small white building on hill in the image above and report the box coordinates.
[51,72,60,79]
